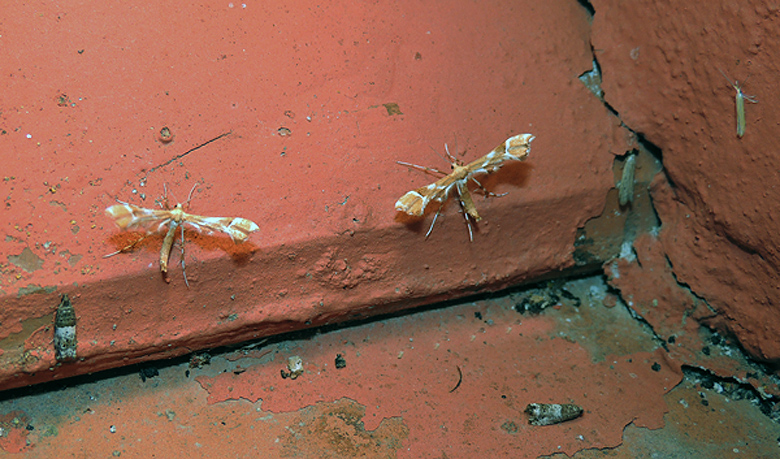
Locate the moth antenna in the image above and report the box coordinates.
[718,67,736,87]
[160,183,181,210]
[470,177,508,198]
[185,182,200,208]
[167,185,181,209]
[105,191,123,203]
[717,67,756,99]
[427,143,459,167]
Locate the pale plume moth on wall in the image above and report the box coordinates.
[718,68,757,138]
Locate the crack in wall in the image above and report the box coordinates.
[574,2,780,419]
[683,365,780,422]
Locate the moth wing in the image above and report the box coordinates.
[503,133,534,159]
[395,188,428,216]
[465,133,534,176]
[184,214,260,242]
[395,179,453,216]
[105,203,172,232]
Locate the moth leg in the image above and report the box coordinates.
[455,187,476,242]
[425,203,445,239]
[179,223,190,288]
[103,235,146,258]
[462,210,474,242]
[396,161,448,178]
[470,177,508,198]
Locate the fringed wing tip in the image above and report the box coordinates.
[105,204,134,229]
[105,204,124,217]
[395,191,425,216]
[227,218,260,242]
[505,134,535,158]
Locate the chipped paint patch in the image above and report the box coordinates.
[8,248,44,273]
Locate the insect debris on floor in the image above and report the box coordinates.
[104,183,259,286]
[395,133,534,241]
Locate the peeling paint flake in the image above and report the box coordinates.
[8,248,44,272]
[16,284,56,297]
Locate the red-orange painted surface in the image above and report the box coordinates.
[1,281,692,458]
[592,0,780,363]
[0,1,624,390]
[3,1,780,457]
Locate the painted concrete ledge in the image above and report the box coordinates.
[0,0,632,390]
[1,187,624,391]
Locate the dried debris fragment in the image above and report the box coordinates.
[513,281,580,315]
[189,352,212,369]
[515,292,559,314]
[159,126,174,143]
[139,366,159,382]
[281,355,304,380]
[449,365,463,393]
[525,403,583,426]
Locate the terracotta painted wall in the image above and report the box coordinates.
[4,0,775,392]
[592,0,780,363]
[0,1,631,390]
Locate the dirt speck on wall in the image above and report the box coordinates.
[592,0,780,362]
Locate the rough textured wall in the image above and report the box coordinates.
[592,0,780,362]
[0,0,625,391]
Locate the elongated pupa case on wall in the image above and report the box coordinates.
[525,403,583,426]
[618,152,636,207]
[718,68,757,138]
[54,294,78,361]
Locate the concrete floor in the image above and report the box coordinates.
[1,275,778,458]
